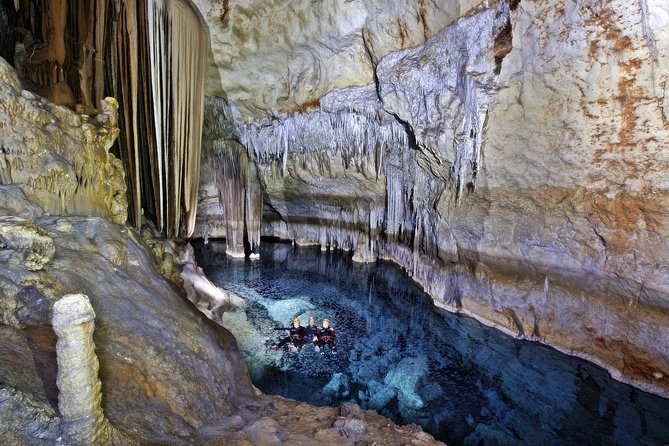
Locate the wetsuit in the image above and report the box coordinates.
[316,326,336,352]
[304,324,318,343]
[275,325,306,350]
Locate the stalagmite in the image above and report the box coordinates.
[52,294,118,445]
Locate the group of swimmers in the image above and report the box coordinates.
[271,316,336,354]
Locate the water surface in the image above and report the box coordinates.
[195,241,669,446]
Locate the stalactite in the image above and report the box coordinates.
[15,0,207,238]
[385,168,405,243]
[213,140,263,257]
[171,0,207,238]
[105,0,207,236]
[63,0,100,108]
[136,1,156,230]
[19,0,74,106]
[112,0,142,227]
[147,0,168,232]
[215,141,246,257]
[245,161,263,253]
[239,109,407,180]
[0,1,17,65]
[205,0,509,294]
[79,0,95,107]
[93,10,105,108]
[452,73,487,201]
[230,84,413,258]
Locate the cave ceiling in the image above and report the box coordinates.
[190,0,482,119]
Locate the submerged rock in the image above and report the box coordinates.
[333,416,366,437]
[366,381,397,412]
[340,402,365,420]
[321,373,351,400]
[384,356,429,411]
[264,298,315,325]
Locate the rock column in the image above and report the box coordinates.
[52,294,112,445]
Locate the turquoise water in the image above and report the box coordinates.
[195,241,669,446]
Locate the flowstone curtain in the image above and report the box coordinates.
[112,0,207,237]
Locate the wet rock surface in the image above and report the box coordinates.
[0,386,62,446]
[0,210,257,443]
[0,216,55,271]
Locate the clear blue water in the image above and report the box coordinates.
[195,241,669,446]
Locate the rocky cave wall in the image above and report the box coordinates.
[195,0,669,397]
[191,0,484,119]
[0,54,255,443]
[0,57,127,224]
[0,53,444,445]
[6,0,208,237]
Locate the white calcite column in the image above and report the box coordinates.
[52,294,113,445]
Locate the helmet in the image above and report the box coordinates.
[292,317,300,324]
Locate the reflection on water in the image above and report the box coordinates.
[195,241,669,446]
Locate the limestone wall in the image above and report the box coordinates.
[450,0,669,395]
[195,0,669,397]
[0,58,127,224]
[191,0,482,119]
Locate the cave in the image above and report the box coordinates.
[1,0,669,445]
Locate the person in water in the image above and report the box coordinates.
[316,317,336,354]
[271,317,306,352]
[304,316,319,345]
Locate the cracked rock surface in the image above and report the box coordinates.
[191,0,482,119]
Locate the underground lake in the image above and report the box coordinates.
[194,240,669,446]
